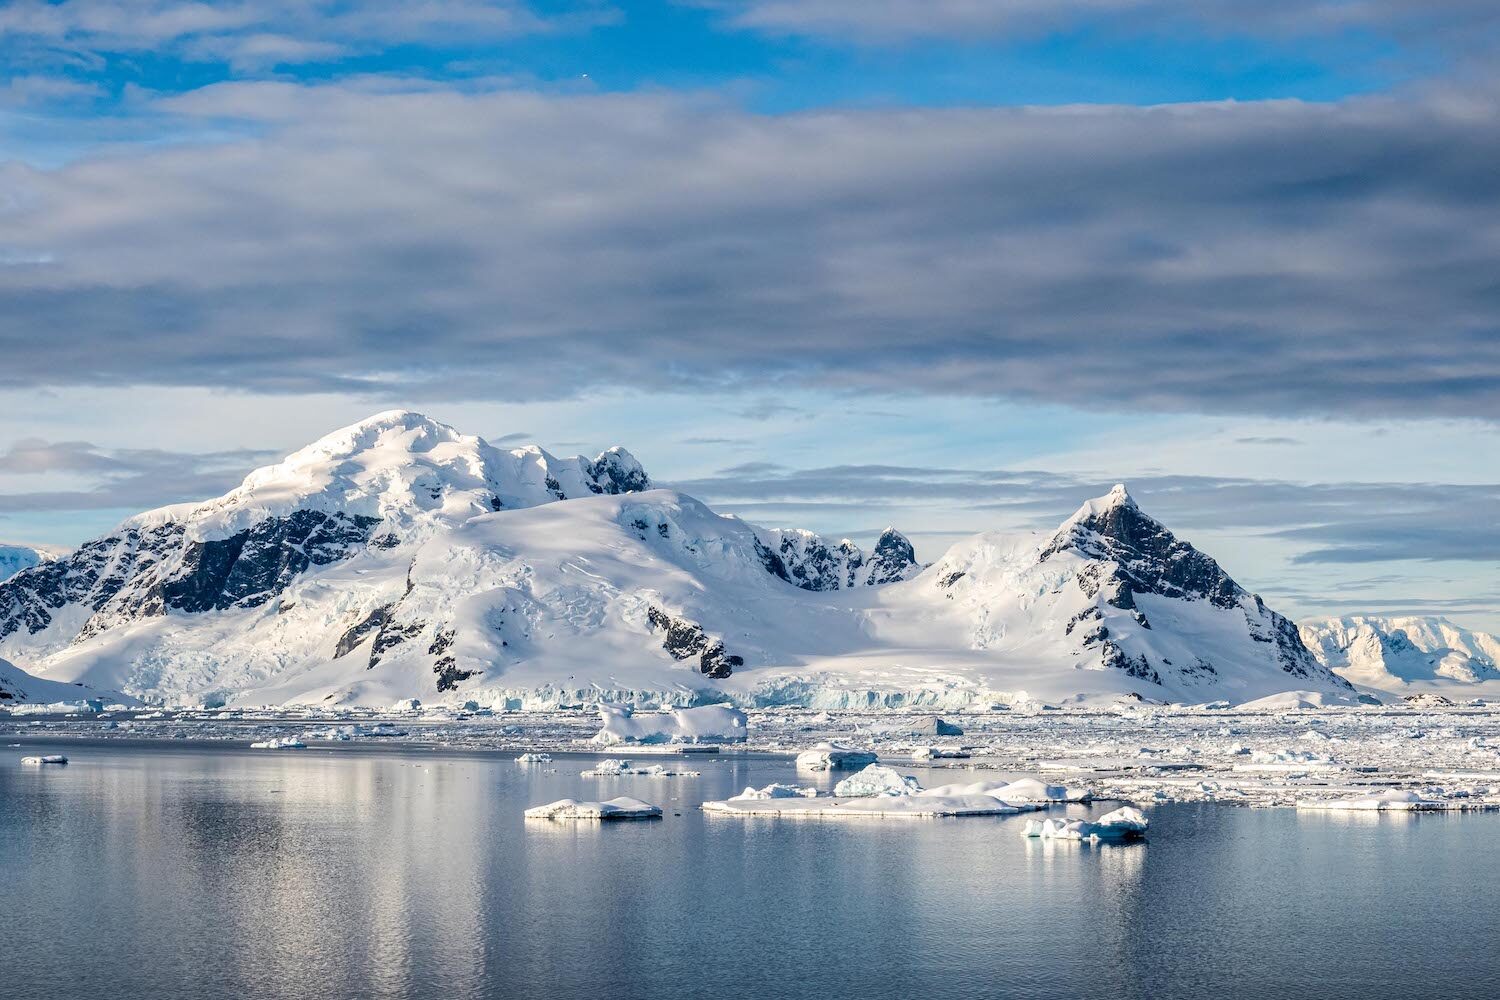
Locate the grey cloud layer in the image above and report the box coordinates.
[675,464,1500,566]
[0,440,274,513]
[709,0,1500,43]
[2,81,1498,417]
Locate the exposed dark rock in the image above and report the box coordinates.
[335,605,391,659]
[646,605,740,678]
[866,528,919,584]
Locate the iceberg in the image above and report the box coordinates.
[20,754,68,765]
[834,764,923,797]
[249,737,306,749]
[1022,806,1149,842]
[795,743,878,771]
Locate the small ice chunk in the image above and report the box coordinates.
[524,796,663,820]
[20,755,67,765]
[249,737,306,750]
[516,752,552,764]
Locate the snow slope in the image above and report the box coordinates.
[0,543,64,583]
[1300,615,1500,692]
[0,413,1347,708]
[0,653,120,705]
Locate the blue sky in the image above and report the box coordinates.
[0,0,1497,629]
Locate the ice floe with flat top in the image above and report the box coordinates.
[581,758,699,777]
[1023,806,1148,842]
[704,765,1077,818]
[704,795,1032,818]
[20,754,67,765]
[1296,788,1460,811]
[592,704,746,746]
[249,737,306,749]
[524,796,663,820]
[795,742,877,771]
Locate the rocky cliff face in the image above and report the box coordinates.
[754,526,921,591]
[927,485,1348,697]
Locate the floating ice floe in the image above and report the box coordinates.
[20,754,67,765]
[704,794,1031,818]
[795,742,878,771]
[925,777,1091,803]
[1295,789,1458,811]
[911,746,970,760]
[705,765,1072,818]
[592,704,747,746]
[580,758,699,777]
[1022,807,1149,842]
[516,752,552,764]
[524,796,663,820]
[249,737,306,750]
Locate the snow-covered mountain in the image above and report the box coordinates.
[1300,615,1500,690]
[0,412,1347,708]
[0,543,63,583]
[0,653,122,705]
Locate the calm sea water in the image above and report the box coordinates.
[2,741,1497,1000]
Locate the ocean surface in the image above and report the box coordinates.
[2,740,1497,1000]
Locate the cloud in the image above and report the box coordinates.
[702,0,1500,45]
[0,439,276,512]
[1,80,1498,419]
[672,462,1500,564]
[0,1,577,64]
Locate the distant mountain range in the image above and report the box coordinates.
[1300,616,1500,689]
[0,410,1378,708]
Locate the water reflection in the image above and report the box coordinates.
[3,747,1499,1000]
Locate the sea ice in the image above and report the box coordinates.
[581,758,699,777]
[516,752,552,763]
[1296,789,1454,811]
[524,796,663,820]
[20,754,67,765]
[249,737,307,749]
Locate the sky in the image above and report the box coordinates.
[0,0,1496,631]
